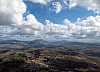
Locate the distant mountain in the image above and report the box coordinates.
[0,39,100,49]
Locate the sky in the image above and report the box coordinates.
[0,0,100,43]
[24,0,98,24]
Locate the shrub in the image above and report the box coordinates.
[15,52,26,61]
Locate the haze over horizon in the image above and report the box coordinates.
[0,0,100,43]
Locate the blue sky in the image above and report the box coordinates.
[24,0,99,24]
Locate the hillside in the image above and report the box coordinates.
[0,47,100,72]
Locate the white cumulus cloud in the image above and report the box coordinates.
[0,0,44,35]
[50,1,62,13]
[29,0,48,5]
[69,0,100,13]
[0,0,26,25]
